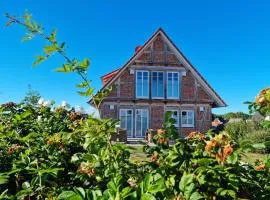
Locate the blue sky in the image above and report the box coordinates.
[0,0,269,114]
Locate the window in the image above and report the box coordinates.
[136,71,149,98]
[120,109,133,137]
[167,72,180,99]
[181,110,195,127]
[152,71,164,98]
[135,109,149,137]
[167,110,179,127]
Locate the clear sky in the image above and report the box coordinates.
[0,0,269,114]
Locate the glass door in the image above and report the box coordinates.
[119,109,133,137]
[135,109,148,138]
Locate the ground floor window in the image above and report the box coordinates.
[181,110,195,127]
[119,109,133,137]
[166,110,179,127]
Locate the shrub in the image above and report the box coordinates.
[240,129,270,153]
[2,11,270,199]
[224,121,249,141]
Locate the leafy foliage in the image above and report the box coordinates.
[2,11,270,200]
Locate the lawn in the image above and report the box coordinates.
[128,145,268,164]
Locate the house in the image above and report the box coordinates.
[90,28,226,141]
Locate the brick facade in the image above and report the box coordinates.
[95,29,225,141]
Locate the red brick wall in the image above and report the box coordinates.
[151,105,164,129]
[135,33,183,66]
[106,84,118,97]
[198,87,212,101]
[180,128,196,137]
[119,69,134,98]
[182,71,196,101]
[100,103,117,119]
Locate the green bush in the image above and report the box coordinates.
[224,121,250,141]
[2,11,270,199]
[240,129,270,153]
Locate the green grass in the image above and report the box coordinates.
[127,145,268,164]
[127,145,147,162]
[241,152,268,164]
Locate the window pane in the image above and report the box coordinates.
[135,109,148,137]
[167,73,173,98]
[141,111,148,137]
[173,73,179,98]
[181,111,194,127]
[136,72,142,97]
[167,72,179,98]
[136,71,149,98]
[127,114,132,137]
[152,72,164,98]
[158,72,164,97]
[120,110,133,137]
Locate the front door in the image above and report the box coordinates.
[135,109,149,138]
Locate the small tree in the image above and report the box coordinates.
[21,84,41,106]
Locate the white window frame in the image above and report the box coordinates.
[151,71,164,99]
[167,71,180,99]
[136,70,149,98]
[119,109,133,137]
[167,110,179,127]
[181,110,195,128]
[135,109,149,138]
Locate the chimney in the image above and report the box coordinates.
[135,45,142,53]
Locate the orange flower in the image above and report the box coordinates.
[150,152,159,163]
[7,144,22,155]
[255,164,266,171]
[157,129,165,135]
[223,144,233,157]
[77,162,96,176]
[188,131,205,141]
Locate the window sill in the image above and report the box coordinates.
[181,125,195,128]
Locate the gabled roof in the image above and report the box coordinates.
[90,28,227,107]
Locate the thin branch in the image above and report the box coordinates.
[5,13,99,112]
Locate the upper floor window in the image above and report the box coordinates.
[152,71,164,98]
[181,110,194,127]
[167,72,180,99]
[136,71,149,98]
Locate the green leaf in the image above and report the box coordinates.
[143,174,151,192]
[33,55,46,66]
[43,45,58,55]
[22,33,34,42]
[76,81,91,88]
[58,191,83,200]
[0,174,9,185]
[74,187,86,198]
[252,143,266,149]
[22,181,30,190]
[79,58,90,69]
[179,173,193,192]
[121,187,133,198]
[227,152,238,164]
[48,29,57,42]
[148,177,166,194]
[141,193,156,200]
[190,192,204,200]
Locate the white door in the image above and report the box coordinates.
[135,109,149,138]
[119,109,133,137]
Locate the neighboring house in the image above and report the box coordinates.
[90,28,226,141]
